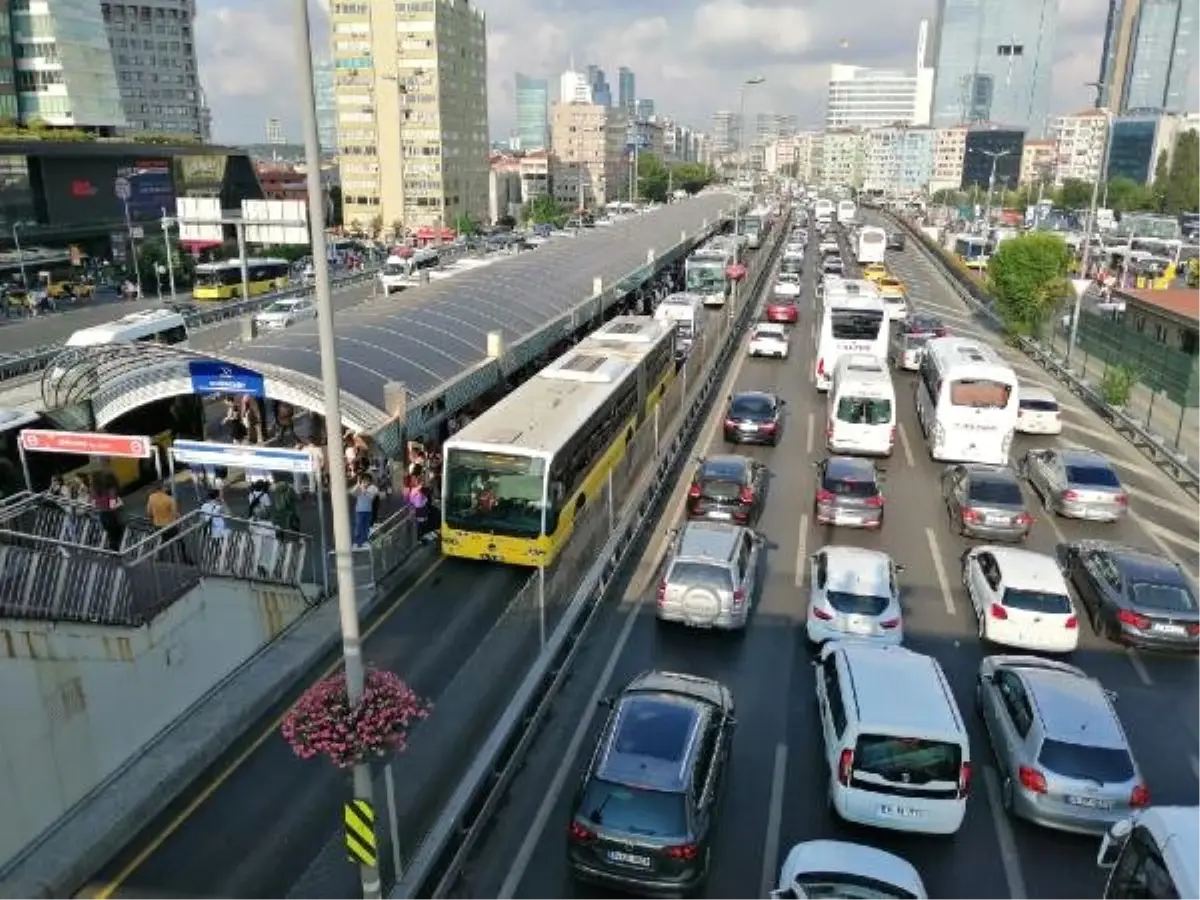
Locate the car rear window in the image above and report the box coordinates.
[1131,581,1197,612]
[824,475,877,498]
[968,478,1024,505]
[579,778,688,837]
[668,561,734,592]
[826,590,889,616]
[1065,464,1121,488]
[731,396,774,417]
[1038,740,1134,784]
[1020,398,1059,412]
[854,735,962,784]
[836,397,892,425]
[1001,588,1072,614]
[701,460,744,482]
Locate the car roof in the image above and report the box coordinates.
[701,455,750,476]
[1020,384,1057,401]
[731,390,777,403]
[675,519,745,561]
[963,464,1020,485]
[838,643,963,737]
[1059,447,1112,467]
[779,841,925,898]
[754,322,786,332]
[1107,545,1191,583]
[988,547,1069,591]
[597,691,706,792]
[1018,666,1127,749]
[825,455,877,479]
[821,546,892,594]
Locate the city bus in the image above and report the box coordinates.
[836,199,857,226]
[915,337,1018,465]
[441,316,676,567]
[856,225,887,265]
[192,258,291,300]
[684,242,734,307]
[814,288,888,392]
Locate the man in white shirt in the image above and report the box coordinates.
[200,489,230,570]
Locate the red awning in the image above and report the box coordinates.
[415,226,436,239]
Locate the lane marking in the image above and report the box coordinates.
[1127,508,1193,574]
[982,765,1030,900]
[1123,483,1197,518]
[795,513,809,588]
[1126,648,1154,687]
[806,412,815,455]
[925,527,956,616]
[896,421,916,469]
[1189,755,1198,779]
[1139,518,1199,554]
[758,744,789,900]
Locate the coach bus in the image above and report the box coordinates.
[441,316,676,567]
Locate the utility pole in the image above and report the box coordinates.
[160,208,178,300]
[292,2,377,899]
[1068,81,1110,364]
[733,76,765,263]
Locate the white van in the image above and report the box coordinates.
[64,309,190,349]
[1099,806,1200,899]
[654,292,706,359]
[827,354,896,456]
[815,641,971,835]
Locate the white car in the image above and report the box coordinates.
[748,323,789,358]
[962,546,1079,653]
[807,546,904,645]
[819,237,840,254]
[1016,384,1063,435]
[785,241,805,256]
[254,296,317,330]
[770,841,928,899]
[773,273,801,297]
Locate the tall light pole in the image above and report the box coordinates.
[160,207,178,300]
[12,222,26,290]
[292,2,376,899]
[1068,81,1109,364]
[733,75,765,263]
[973,148,1012,227]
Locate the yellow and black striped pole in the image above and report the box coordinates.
[344,799,378,870]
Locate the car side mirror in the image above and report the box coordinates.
[598,696,614,708]
[980,672,993,684]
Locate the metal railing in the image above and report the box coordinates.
[385,213,787,898]
[881,209,1200,497]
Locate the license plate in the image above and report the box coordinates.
[834,513,862,525]
[985,515,1009,525]
[739,423,759,432]
[1152,623,1187,636]
[848,618,874,634]
[608,850,652,868]
[880,805,923,818]
[1066,795,1113,810]
[708,510,732,520]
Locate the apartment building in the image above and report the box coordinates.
[0,2,17,123]
[549,101,625,207]
[1052,109,1109,184]
[763,137,796,175]
[819,129,866,190]
[792,132,823,184]
[1020,138,1056,186]
[863,127,934,196]
[711,110,740,154]
[929,126,968,192]
[332,0,489,232]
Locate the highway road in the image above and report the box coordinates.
[454,216,1200,900]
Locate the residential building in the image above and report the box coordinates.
[1020,138,1056,186]
[792,131,823,184]
[12,0,125,131]
[518,150,550,202]
[628,119,664,158]
[559,67,592,104]
[331,0,489,232]
[928,0,1058,136]
[819,129,866,190]
[863,126,934,196]
[929,125,968,192]
[586,64,611,107]
[256,161,307,202]
[549,101,625,207]
[635,99,654,121]
[101,0,207,138]
[711,110,740,154]
[618,67,635,113]
[961,126,1025,190]
[515,72,549,150]
[488,154,522,223]
[313,57,338,154]
[0,2,17,123]
[1052,109,1108,184]
[1099,0,1196,113]
[763,137,797,175]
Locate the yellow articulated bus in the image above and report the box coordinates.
[192,258,291,300]
[441,315,676,567]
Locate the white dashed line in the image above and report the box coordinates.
[1126,648,1154,687]
[806,412,815,455]
[897,421,916,468]
[758,744,789,900]
[795,513,809,588]
[982,765,1029,899]
[926,526,957,616]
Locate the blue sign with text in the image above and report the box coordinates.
[189,360,265,397]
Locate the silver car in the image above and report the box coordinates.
[976,655,1149,835]
[1019,447,1129,522]
[657,520,763,631]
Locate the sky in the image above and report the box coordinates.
[195,0,1188,146]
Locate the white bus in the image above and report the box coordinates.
[812,199,835,225]
[65,309,190,349]
[827,354,896,456]
[378,248,441,294]
[654,292,706,359]
[814,293,888,392]
[684,244,734,307]
[857,226,887,265]
[741,207,770,249]
[836,199,857,226]
[1098,807,1199,899]
[915,337,1019,465]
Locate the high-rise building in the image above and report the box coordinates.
[549,101,626,207]
[515,73,549,149]
[102,0,208,138]
[929,126,969,192]
[961,127,1025,190]
[863,127,935,195]
[331,0,489,231]
[560,67,593,104]
[266,117,285,146]
[618,67,636,112]
[635,99,654,121]
[711,110,741,154]
[928,0,1058,136]
[820,130,867,190]
[0,2,16,123]
[313,58,338,154]
[1051,109,1109,184]
[12,0,125,130]
[826,22,934,130]
[755,113,798,143]
[1099,0,1196,113]
[586,64,612,106]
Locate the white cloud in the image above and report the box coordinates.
[691,0,815,56]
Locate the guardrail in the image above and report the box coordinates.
[879,208,1200,498]
[391,214,788,898]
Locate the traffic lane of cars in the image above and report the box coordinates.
[87,559,528,899]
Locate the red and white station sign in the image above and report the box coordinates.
[19,429,152,460]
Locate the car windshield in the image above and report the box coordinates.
[383,261,409,275]
[791,874,920,900]
[702,460,746,483]
[1038,739,1134,784]
[1130,581,1197,612]
[778,273,800,283]
[669,560,735,592]
[1001,588,1072,614]
[730,396,774,418]
[826,590,889,616]
[854,735,962,784]
[831,310,884,341]
[579,779,688,837]
[755,326,785,339]
[265,301,301,313]
[968,477,1023,505]
[1065,464,1121,488]
[443,448,546,538]
[836,397,892,425]
[1020,398,1059,412]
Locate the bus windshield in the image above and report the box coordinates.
[949,379,1011,409]
[443,448,546,538]
[741,217,762,235]
[830,310,884,341]
[686,266,725,293]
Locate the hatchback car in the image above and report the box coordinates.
[1021,448,1128,521]
[770,841,927,900]
[748,323,790,359]
[822,256,845,275]
[962,546,1079,653]
[807,546,904,645]
[254,296,317,330]
[766,298,799,323]
[780,254,804,276]
[773,272,802,298]
[568,670,735,895]
[1060,541,1199,651]
[1016,385,1063,435]
[976,655,1149,834]
[687,455,765,524]
[942,464,1033,542]
[723,391,783,445]
[657,520,763,630]
[813,456,886,529]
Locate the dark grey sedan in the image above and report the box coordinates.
[813,456,886,529]
[942,464,1033,542]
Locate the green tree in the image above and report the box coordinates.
[636,153,669,203]
[136,238,195,294]
[986,232,1072,338]
[453,212,478,234]
[1162,130,1199,215]
[1105,176,1157,213]
[670,162,714,195]
[1055,178,1093,209]
[1151,150,1171,211]
[521,195,566,226]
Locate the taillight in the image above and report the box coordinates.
[961,507,982,522]
[1018,766,1047,794]
[816,489,835,504]
[688,483,701,499]
[958,762,972,798]
[656,581,667,605]
[1115,493,1129,505]
[1130,784,1151,808]
[990,603,1008,620]
[1065,615,1078,629]
[732,589,746,609]
[569,821,596,842]
[665,843,698,861]
[738,486,755,504]
[825,425,834,440]
[880,617,900,629]
[816,358,825,376]
[1014,512,1033,526]
[864,494,884,508]
[761,421,778,432]
[837,748,854,785]
[813,607,833,620]
[1118,609,1151,630]
[1187,623,1200,637]
[724,418,738,429]
[1062,489,1080,502]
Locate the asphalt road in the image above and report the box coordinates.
[455,218,1200,900]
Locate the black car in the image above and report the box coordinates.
[780,256,804,276]
[901,312,947,338]
[568,671,735,896]
[941,463,1032,541]
[1060,541,1199,652]
[723,391,784,445]
[687,454,765,524]
[822,256,845,275]
[886,232,906,251]
[813,455,886,529]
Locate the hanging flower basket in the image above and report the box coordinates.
[281,667,431,769]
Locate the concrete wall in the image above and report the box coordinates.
[0,578,309,868]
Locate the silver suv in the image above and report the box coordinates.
[656,521,763,631]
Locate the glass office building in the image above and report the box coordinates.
[1123,0,1196,112]
[515,73,549,150]
[1107,116,1160,182]
[928,0,1058,136]
[960,128,1024,190]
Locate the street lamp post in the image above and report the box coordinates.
[12,223,26,290]
[733,75,765,264]
[973,148,1012,227]
[160,208,178,300]
[1068,81,1110,365]
[293,2,376,899]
